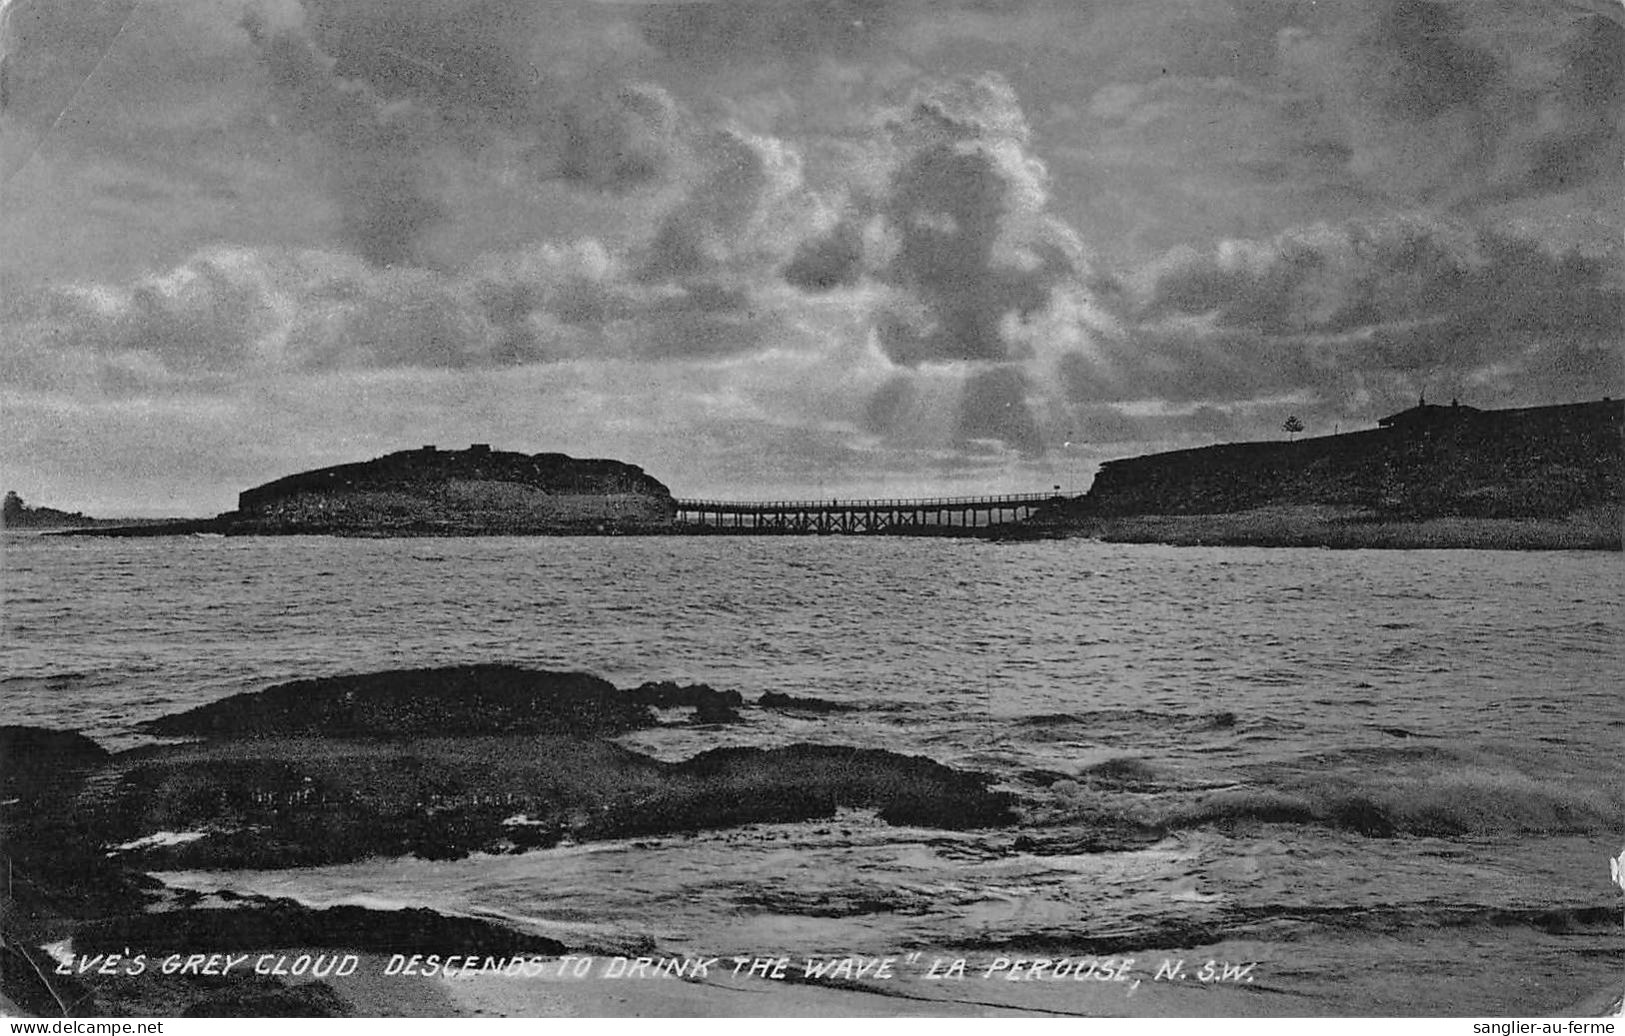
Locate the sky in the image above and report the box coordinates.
[1,0,1620,515]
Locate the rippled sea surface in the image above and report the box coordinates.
[4,533,1622,1015]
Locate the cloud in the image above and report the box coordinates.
[785,74,1087,364]
[243,10,444,267]
[637,0,897,68]
[237,0,689,266]
[1062,216,1623,423]
[778,73,1098,457]
[955,365,1042,456]
[550,81,682,193]
[1515,12,1624,196]
[639,127,806,283]
[1361,0,1501,122]
[0,229,816,388]
[1277,0,1625,205]
[6,1,1619,509]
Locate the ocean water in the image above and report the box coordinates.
[3,533,1622,1015]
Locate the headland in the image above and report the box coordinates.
[1032,398,1623,550]
[40,446,677,538]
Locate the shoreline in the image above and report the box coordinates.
[23,503,1622,548]
[1040,507,1622,551]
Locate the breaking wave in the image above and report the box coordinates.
[1166,766,1621,837]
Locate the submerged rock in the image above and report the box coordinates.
[141,665,654,739]
[625,680,743,709]
[625,680,743,724]
[756,691,857,713]
[667,744,1017,830]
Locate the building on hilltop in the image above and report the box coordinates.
[1377,398,1482,431]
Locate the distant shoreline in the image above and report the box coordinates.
[22,505,1623,549]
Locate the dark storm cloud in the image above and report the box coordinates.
[0,230,793,389]
[294,0,534,121]
[1364,0,1500,122]
[1066,401,1253,447]
[861,374,914,435]
[638,0,895,67]
[955,365,1042,456]
[785,74,1084,369]
[782,218,865,292]
[239,0,687,266]
[244,12,443,267]
[779,74,1090,456]
[1066,217,1623,416]
[1278,0,1625,205]
[639,282,776,361]
[1517,13,1624,195]
[875,143,1064,364]
[639,129,774,282]
[552,81,681,194]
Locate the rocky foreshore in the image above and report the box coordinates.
[1038,505,1622,551]
[0,667,1016,1016]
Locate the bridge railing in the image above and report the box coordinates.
[674,492,1063,512]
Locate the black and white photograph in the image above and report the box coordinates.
[1,0,1621,1020]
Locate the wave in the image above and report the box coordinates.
[941,901,1622,955]
[1165,767,1621,837]
[1078,756,1163,788]
[1016,709,1252,733]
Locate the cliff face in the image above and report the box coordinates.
[1071,400,1622,521]
[229,446,676,534]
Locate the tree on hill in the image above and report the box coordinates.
[1282,415,1305,441]
[3,491,24,522]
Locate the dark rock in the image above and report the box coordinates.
[756,691,857,713]
[86,737,1017,866]
[92,734,665,869]
[1,726,110,792]
[624,680,744,722]
[140,666,653,739]
[1011,824,1167,855]
[671,744,1017,830]
[76,901,565,957]
[626,680,743,709]
[1,727,157,921]
[691,698,743,725]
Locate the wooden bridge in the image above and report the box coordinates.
[672,492,1064,535]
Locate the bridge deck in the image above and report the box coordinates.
[674,492,1058,514]
[671,492,1065,534]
